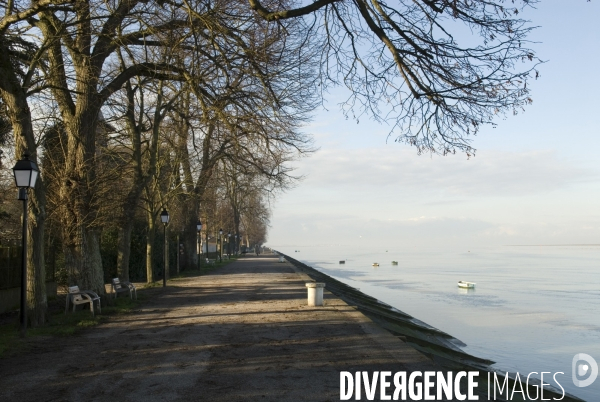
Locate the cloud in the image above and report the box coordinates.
[294,147,596,197]
[271,146,600,248]
[269,213,498,247]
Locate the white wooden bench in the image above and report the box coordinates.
[111,278,137,300]
[205,258,216,266]
[65,286,101,316]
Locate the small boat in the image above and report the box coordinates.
[339,260,345,264]
[372,263,379,267]
[391,261,398,265]
[458,281,476,289]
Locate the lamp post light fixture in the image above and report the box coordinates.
[160,208,170,287]
[196,220,202,268]
[12,153,39,337]
[218,228,223,262]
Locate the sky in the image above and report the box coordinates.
[267,0,600,250]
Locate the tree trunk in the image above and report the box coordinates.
[47,233,57,285]
[0,49,48,325]
[146,210,155,283]
[60,107,106,295]
[117,79,162,282]
[38,16,106,296]
[233,205,241,254]
[64,227,104,292]
[116,222,133,282]
[116,182,145,281]
[27,183,48,326]
[181,197,199,271]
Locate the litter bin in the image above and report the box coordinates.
[305,282,325,306]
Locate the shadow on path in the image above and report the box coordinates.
[0,254,442,402]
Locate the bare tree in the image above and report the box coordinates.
[162,3,318,269]
[28,0,320,293]
[0,8,53,325]
[247,0,540,155]
[104,73,183,282]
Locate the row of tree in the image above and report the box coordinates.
[0,0,538,327]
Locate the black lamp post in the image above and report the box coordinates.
[12,154,39,337]
[160,208,170,287]
[218,228,223,262]
[196,220,202,268]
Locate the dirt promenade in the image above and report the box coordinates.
[0,255,438,402]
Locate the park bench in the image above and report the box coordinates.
[110,278,137,300]
[65,286,101,316]
[205,258,216,266]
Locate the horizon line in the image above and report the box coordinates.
[506,244,600,247]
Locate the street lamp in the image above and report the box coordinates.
[218,228,223,262]
[196,220,202,268]
[12,153,39,337]
[160,208,170,287]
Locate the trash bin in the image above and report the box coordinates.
[278,256,285,263]
[305,282,325,306]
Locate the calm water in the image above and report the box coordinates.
[274,245,600,401]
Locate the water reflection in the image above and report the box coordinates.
[458,287,476,295]
[279,245,600,400]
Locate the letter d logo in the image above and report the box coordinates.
[572,353,598,387]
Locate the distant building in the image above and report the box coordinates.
[202,242,217,253]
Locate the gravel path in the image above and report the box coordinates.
[0,255,438,402]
